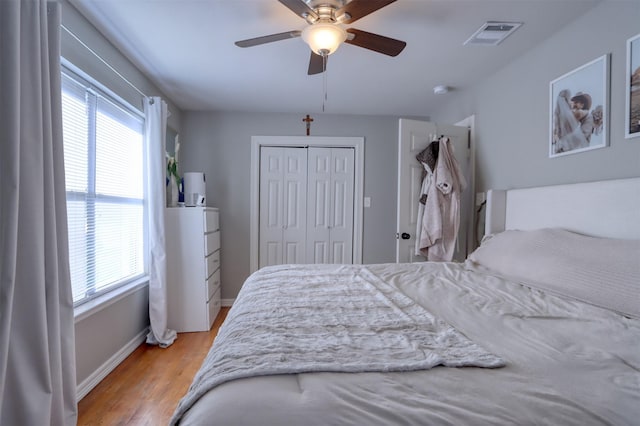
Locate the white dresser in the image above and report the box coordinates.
[166,207,221,332]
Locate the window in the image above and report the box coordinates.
[61,65,147,306]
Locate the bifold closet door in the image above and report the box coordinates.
[306,147,355,263]
[259,146,307,267]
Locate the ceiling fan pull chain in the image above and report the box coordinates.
[322,54,328,112]
[322,71,325,112]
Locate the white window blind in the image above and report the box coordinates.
[61,67,147,306]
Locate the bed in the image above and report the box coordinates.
[171,177,640,426]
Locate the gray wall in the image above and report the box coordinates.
[180,112,422,300]
[74,289,149,384]
[60,0,184,389]
[61,0,182,130]
[430,1,640,192]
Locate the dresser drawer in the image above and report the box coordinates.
[204,230,220,255]
[205,249,220,278]
[207,287,221,328]
[206,269,221,300]
[204,209,219,233]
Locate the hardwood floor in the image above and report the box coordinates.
[77,308,229,425]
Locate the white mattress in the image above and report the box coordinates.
[178,262,640,425]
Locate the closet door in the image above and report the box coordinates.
[259,147,307,267]
[307,147,354,263]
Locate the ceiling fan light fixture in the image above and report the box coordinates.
[302,23,347,55]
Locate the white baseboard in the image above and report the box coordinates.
[76,327,149,402]
[221,298,235,307]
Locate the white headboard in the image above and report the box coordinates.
[485,177,640,240]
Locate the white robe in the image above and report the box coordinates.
[416,137,467,261]
[415,164,433,257]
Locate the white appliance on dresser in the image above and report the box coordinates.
[165,207,221,332]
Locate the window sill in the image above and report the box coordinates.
[74,277,149,323]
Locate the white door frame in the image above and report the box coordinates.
[250,136,365,274]
[455,115,476,254]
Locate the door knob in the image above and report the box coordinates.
[401,233,410,240]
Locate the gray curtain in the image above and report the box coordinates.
[0,1,78,424]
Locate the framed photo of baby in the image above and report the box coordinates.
[549,55,609,158]
[626,33,640,139]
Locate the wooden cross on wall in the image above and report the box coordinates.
[302,114,314,136]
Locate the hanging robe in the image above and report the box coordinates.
[417,137,467,261]
[414,141,438,256]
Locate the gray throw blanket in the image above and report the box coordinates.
[170,264,505,424]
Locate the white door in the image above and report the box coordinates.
[396,119,471,263]
[259,146,307,267]
[307,147,355,263]
[251,136,364,272]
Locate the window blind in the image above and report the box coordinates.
[61,68,147,306]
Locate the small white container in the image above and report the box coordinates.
[183,172,206,207]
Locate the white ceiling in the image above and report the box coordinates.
[69,0,600,116]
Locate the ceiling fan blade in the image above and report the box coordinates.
[278,0,318,21]
[235,30,302,48]
[308,52,327,75]
[337,0,397,24]
[345,28,406,56]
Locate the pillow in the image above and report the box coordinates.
[466,228,640,318]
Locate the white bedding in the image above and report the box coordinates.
[467,228,640,318]
[175,261,640,426]
[171,264,504,424]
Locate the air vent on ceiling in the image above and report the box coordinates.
[464,21,523,46]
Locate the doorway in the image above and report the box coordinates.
[396,119,473,262]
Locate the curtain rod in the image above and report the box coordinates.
[60,24,154,104]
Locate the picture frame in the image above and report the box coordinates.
[625,33,640,138]
[549,54,609,158]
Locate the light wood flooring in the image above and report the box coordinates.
[77,307,229,425]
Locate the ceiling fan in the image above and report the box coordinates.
[235,0,407,75]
